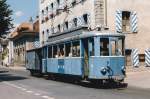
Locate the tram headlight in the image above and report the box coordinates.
[121,66,126,75]
[100,67,107,75]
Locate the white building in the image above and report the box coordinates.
[39,0,107,45]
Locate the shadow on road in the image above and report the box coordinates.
[44,75,128,89]
[0,70,9,73]
[0,71,28,82]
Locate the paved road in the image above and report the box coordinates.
[0,67,150,99]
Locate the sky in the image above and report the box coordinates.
[7,0,39,27]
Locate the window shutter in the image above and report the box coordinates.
[87,13,91,25]
[53,2,57,15]
[80,16,85,25]
[63,23,67,31]
[68,20,73,29]
[77,17,82,26]
[130,11,138,33]
[115,10,122,33]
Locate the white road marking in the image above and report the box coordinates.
[34,93,41,96]
[42,96,55,99]
[21,88,27,91]
[42,96,50,99]
[26,90,33,93]
[3,81,55,99]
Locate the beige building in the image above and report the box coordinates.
[39,0,107,45]
[39,0,150,65]
[9,20,39,66]
[107,0,150,65]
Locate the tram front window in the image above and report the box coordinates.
[111,38,124,56]
[100,38,109,56]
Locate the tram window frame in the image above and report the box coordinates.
[89,38,94,56]
[48,46,52,58]
[110,40,117,56]
[65,42,72,57]
[100,38,109,56]
[58,44,65,58]
[53,45,58,58]
[72,41,80,57]
[42,47,47,59]
[118,37,125,56]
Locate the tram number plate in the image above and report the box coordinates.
[58,59,64,65]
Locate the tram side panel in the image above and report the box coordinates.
[26,49,42,74]
[26,51,36,70]
[89,56,125,80]
[46,58,83,76]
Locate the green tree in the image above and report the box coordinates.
[0,0,13,37]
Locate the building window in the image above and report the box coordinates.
[122,11,131,32]
[51,3,54,9]
[46,6,48,11]
[57,0,60,5]
[65,21,68,29]
[58,24,61,31]
[83,14,88,24]
[72,0,76,7]
[46,29,49,34]
[42,10,44,15]
[73,18,77,27]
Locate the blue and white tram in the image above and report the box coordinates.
[40,30,126,82]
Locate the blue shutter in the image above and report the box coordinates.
[77,17,82,26]
[87,13,91,25]
[115,10,122,33]
[130,11,138,33]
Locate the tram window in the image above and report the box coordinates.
[89,38,94,56]
[65,43,72,57]
[72,41,80,57]
[53,45,58,58]
[58,44,64,58]
[48,46,52,58]
[111,40,117,56]
[100,38,109,56]
[118,38,124,55]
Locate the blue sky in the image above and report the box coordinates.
[7,0,39,27]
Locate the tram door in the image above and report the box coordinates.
[82,38,89,77]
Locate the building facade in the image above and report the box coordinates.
[9,20,40,66]
[39,0,107,45]
[107,0,150,66]
[39,0,150,66]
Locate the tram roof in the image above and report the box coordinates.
[45,26,125,45]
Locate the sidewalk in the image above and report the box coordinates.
[126,65,150,73]
[0,65,26,71]
[125,66,150,89]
